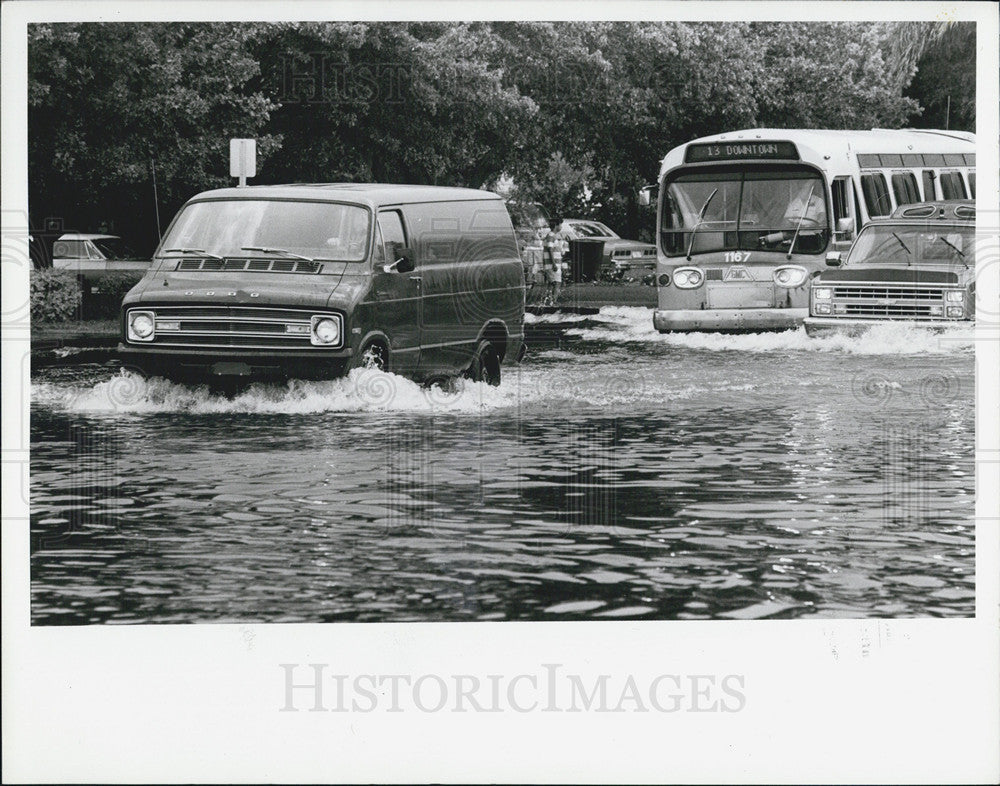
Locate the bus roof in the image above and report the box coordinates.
[187,183,502,209]
[659,128,976,176]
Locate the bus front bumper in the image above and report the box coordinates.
[803,316,973,337]
[654,308,806,333]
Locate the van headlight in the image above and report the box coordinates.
[127,310,155,342]
[813,287,832,300]
[310,315,343,346]
[672,267,704,288]
[946,290,965,302]
[773,265,808,287]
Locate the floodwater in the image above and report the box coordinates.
[30,307,975,623]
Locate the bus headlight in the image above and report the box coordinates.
[672,267,704,289]
[946,290,965,302]
[947,306,964,318]
[812,287,832,300]
[814,303,832,315]
[310,315,342,346]
[773,265,808,287]
[127,311,155,342]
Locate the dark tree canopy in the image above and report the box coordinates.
[28,20,971,253]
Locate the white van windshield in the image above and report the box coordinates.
[160,200,371,262]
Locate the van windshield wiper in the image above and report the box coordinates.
[891,232,912,265]
[161,248,223,259]
[686,188,719,261]
[937,236,968,268]
[241,246,314,262]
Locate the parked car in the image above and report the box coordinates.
[804,200,975,336]
[52,233,151,293]
[553,219,656,279]
[119,184,525,386]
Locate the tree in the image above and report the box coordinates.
[28,23,279,253]
[905,23,976,131]
[248,23,536,188]
[752,22,924,129]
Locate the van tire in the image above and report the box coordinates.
[466,341,501,386]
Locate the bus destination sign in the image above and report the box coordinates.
[685,140,799,163]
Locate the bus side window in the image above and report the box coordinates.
[891,172,920,205]
[860,173,892,217]
[940,171,968,200]
[922,170,936,200]
[968,172,976,198]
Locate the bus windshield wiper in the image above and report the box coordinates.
[161,247,223,259]
[891,232,911,265]
[686,188,719,261]
[937,236,968,268]
[241,246,314,262]
[786,185,815,260]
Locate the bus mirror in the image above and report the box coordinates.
[826,251,843,267]
[638,185,657,207]
[836,217,854,238]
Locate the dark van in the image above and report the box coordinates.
[119,184,525,385]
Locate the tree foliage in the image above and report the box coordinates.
[905,22,976,132]
[28,21,970,252]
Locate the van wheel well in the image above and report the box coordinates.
[480,321,508,361]
[357,338,389,371]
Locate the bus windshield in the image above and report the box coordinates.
[847,224,975,267]
[661,166,829,257]
[159,200,371,262]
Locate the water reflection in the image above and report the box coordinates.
[31,311,975,623]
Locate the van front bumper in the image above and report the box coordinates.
[803,316,972,337]
[653,308,806,333]
[117,344,353,382]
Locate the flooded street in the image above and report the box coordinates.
[30,307,975,623]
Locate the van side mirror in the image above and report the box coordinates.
[638,185,658,207]
[835,217,854,239]
[383,245,415,273]
[826,251,843,267]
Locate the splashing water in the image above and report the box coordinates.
[564,306,975,355]
[31,368,529,415]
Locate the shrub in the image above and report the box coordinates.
[30,268,82,323]
[92,272,145,318]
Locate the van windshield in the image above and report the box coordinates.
[847,224,975,267]
[159,200,371,262]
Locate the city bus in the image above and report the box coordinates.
[641,128,976,332]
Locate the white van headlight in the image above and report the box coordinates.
[773,265,808,287]
[672,267,704,289]
[813,287,832,300]
[127,311,155,342]
[946,290,964,302]
[310,315,342,346]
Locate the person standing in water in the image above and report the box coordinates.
[543,228,562,306]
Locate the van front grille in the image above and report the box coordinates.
[829,284,945,320]
[128,306,342,349]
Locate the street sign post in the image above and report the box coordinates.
[229,138,257,187]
